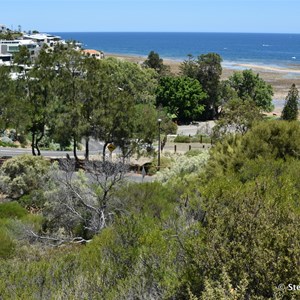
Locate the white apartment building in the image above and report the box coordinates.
[23,33,63,47]
[0,39,39,63]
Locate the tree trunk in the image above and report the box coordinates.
[102,141,109,162]
[85,137,89,161]
[73,136,79,161]
[35,132,44,156]
[31,132,36,156]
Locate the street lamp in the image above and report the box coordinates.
[157,118,162,170]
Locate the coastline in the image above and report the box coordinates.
[106,52,300,113]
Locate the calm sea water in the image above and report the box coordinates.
[51,32,300,68]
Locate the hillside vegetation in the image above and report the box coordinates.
[1,121,300,299]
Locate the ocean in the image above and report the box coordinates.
[51,32,300,68]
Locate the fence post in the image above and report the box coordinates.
[174,145,177,153]
[189,145,191,151]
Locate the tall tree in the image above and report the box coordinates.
[12,46,56,155]
[91,58,158,160]
[80,57,102,160]
[180,53,223,120]
[52,45,86,160]
[196,53,223,119]
[27,47,57,155]
[281,83,299,121]
[0,66,16,131]
[228,69,274,112]
[143,51,170,76]
[179,54,198,78]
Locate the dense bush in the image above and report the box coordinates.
[0,140,17,147]
[0,155,50,200]
[174,135,211,143]
[147,155,173,175]
[207,120,300,177]
[1,119,300,299]
[174,135,191,143]
[156,150,209,183]
[0,228,16,258]
[0,201,27,219]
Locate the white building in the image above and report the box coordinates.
[0,39,39,63]
[23,33,63,47]
[0,24,7,33]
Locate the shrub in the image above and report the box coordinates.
[0,201,27,219]
[0,228,16,258]
[174,135,191,143]
[174,135,211,144]
[147,156,173,175]
[0,155,50,199]
[0,140,17,148]
[156,150,209,183]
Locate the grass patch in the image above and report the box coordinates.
[0,141,18,148]
[174,134,212,143]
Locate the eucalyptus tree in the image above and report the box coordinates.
[79,56,102,160]
[196,53,223,119]
[228,69,274,112]
[52,44,87,160]
[0,50,32,137]
[91,58,158,160]
[0,66,16,131]
[10,46,57,155]
[180,53,223,120]
[26,47,57,155]
[213,98,263,138]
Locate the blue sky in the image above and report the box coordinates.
[1,0,300,33]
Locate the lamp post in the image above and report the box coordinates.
[157,118,162,170]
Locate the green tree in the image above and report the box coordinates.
[28,47,57,155]
[13,45,31,66]
[196,53,223,119]
[213,98,263,138]
[181,53,223,120]
[12,46,57,155]
[52,45,86,160]
[143,50,170,76]
[281,83,299,121]
[228,69,274,112]
[0,66,15,131]
[179,54,198,78]
[90,58,158,160]
[156,76,206,123]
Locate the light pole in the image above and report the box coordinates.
[157,118,162,170]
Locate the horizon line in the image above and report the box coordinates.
[47,31,300,35]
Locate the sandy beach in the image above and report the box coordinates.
[107,53,300,114]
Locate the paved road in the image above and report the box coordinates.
[177,121,215,136]
[0,138,107,158]
[125,172,155,183]
[0,147,101,158]
[0,146,156,183]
